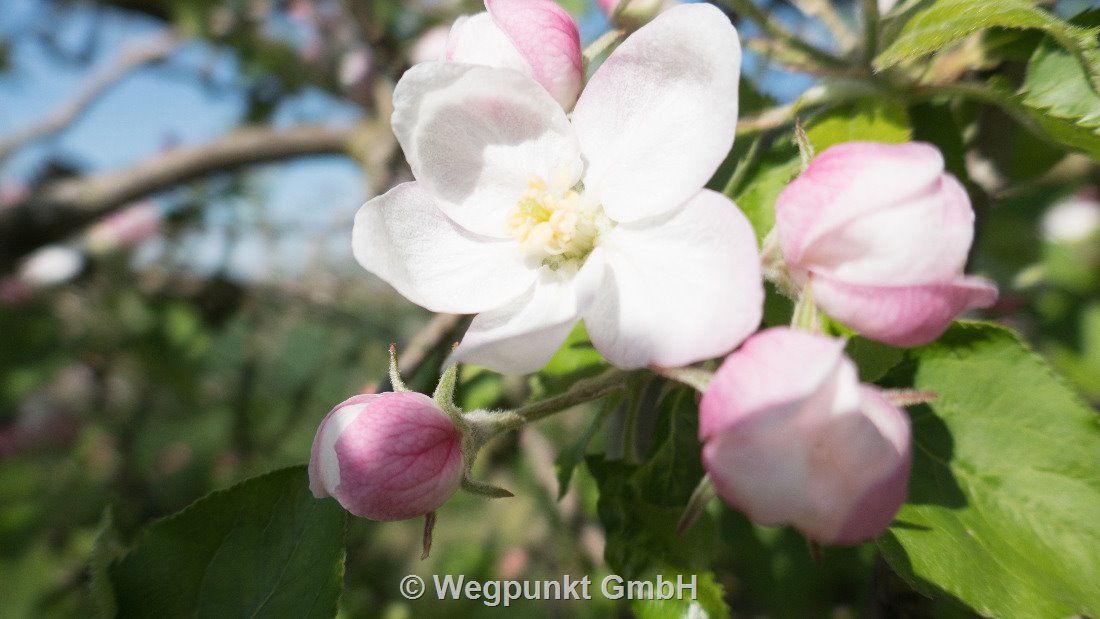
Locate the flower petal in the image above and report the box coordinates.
[353,182,536,313]
[485,0,583,109]
[812,273,1000,347]
[309,394,380,498]
[392,62,583,237]
[777,142,956,273]
[445,13,529,72]
[571,4,741,222]
[579,190,763,369]
[448,272,580,374]
[830,387,911,544]
[698,327,847,441]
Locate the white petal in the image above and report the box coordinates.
[445,13,530,73]
[579,190,763,369]
[448,272,580,374]
[571,4,741,222]
[392,62,582,237]
[353,182,536,314]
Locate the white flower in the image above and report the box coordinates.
[353,4,763,373]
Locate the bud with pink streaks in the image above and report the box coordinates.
[309,392,464,521]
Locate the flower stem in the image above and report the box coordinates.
[513,369,634,424]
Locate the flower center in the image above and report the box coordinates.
[505,175,610,269]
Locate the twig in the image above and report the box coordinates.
[0,124,352,269]
[0,33,181,163]
[790,0,858,52]
[860,0,880,68]
[719,0,851,70]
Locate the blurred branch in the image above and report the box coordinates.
[790,0,857,52]
[382,313,471,391]
[0,33,181,163]
[718,0,851,70]
[0,124,352,269]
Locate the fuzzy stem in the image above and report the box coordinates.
[512,369,634,424]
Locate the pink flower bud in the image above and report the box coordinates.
[699,328,911,545]
[776,142,998,347]
[444,0,582,109]
[309,392,464,521]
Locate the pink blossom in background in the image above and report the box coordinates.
[355,4,762,373]
[309,392,464,520]
[699,328,911,545]
[776,141,998,347]
[411,25,452,66]
[444,0,583,109]
[85,202,162,254]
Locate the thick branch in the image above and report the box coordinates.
[0,33,180,163]
[0,124,352,268]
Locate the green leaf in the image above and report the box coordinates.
[631,570,730,619]
[555,394,617,500]
[586,455,730,619]
[528,322,610,400]
[878,323,1100,618]
[734,154,801,243]
[877,0,1100,92]
[110,466,346,618]
[1023,9,1100,130]
[944,80,1100,160]
[845,337,904,383]
[89,509,123,618]
[585,455,719,577]
[805,97,912,151]
[634,386,706,508]
[717,510,876,618]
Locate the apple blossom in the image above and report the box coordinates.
[775,141,998,347]
[354,4,763,373]
[309,392,464,520]
[699,327,911,545]
[444,0,583,109]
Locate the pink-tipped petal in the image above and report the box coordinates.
[572,4,741,222]
[832,388,912,544]
[700,328,912,545]
[445,13,529,73]
[486,0,582,109]
[777,142,948,268]
[812,274,1000,347]
[699,327,846,441]
[391,62,582,237]
[775,141,998,346]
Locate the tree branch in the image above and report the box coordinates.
[0,33,181,163]
[0,124,352,269]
